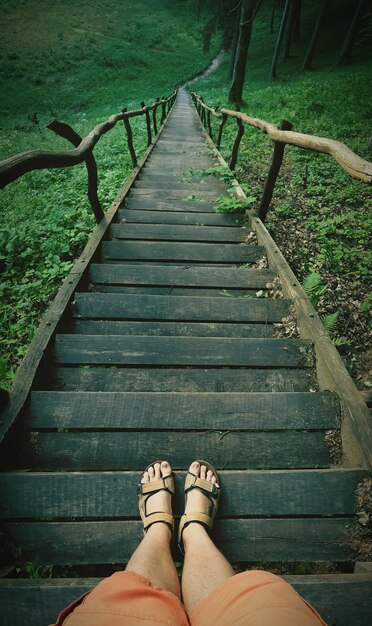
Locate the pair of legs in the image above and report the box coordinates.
[126,460,233,612]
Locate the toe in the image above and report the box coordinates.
[189,461,200,475]
[161,461,171,477]
[148,465,155,480]
[200,464,207,480]
[141,470,150,484]
[154,462,161,480]
[206,469,213,482]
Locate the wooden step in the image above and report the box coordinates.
[89,264,275,288]
[101,241,265,263]
[1,574,371,626]
[73,293,291,322]
[0,470,367,564]
[129,188,219,199]
[74,320,275,336]
[118,208,244,225]
[52,367,314,393]
[109,223,248,242]
[27,391,339,470]
[124,197,219,212]
[54,336,313,367]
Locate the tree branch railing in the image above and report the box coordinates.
[190,89,372,221]
[0,90,177,222]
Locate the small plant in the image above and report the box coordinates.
[215,192,255,214]
[302,272,326,307]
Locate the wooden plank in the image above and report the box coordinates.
[73,320,274,337]
[30,431,331,470]
[118,208,244,225]
[134,180,223,191]
[124,197,219,212]
[30,391,339,430]
[54,335,313,367]
[109,223,247,242]
[90,264,275,288]
[53,367,314,393]
[1,574,371,626]
[92,285,266,297]
[73,293,291,322]
[1,469,367,519]
[102,241,262,263]
[129,188,219,199]
[0,518,356,564]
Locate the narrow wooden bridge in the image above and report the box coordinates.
[0,88,371,625]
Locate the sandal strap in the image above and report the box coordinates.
[143,512,174,532]
[185,472,219,498]
[139,475,175,495]
[178,512,213,554]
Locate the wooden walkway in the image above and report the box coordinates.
[0,89,371,625]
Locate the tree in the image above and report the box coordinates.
[303,0,329,71]
[228,0,255,104]
[269,0,291,79]
[338,0,366,65]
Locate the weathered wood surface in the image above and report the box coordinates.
[73,293,291,321]
[1,574,371,626]
[53,367,314,393]
[110,223,247,241]
[102,240,263,263]
[124,197,220,212]
[1,470,367,518]
[0,519,354,565]
[30,391,339,429]
[30,431,331,469]
[73,320,275,336]
[90,264,275,288]
[54,336,313,367]
[93,285,267,297]
[119,208,244,224]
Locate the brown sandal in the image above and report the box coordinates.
[178,460,221,554]
[138,461,175,537]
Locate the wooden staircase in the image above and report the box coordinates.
[0,89,371,626]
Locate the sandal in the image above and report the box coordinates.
[178,460,221,554]
[138,461,175,537]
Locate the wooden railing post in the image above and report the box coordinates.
[141,101,152,147]
[258,119,293,222]
[229,117,245,170]
[46,119,104,223]
[122,108,137,167]
[217,113,228,150]
[161,97,166,124]
[206,109,213,139]
[153,98,160,135]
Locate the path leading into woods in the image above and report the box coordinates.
[0,89,371,626]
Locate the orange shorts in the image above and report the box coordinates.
[52,569,328,626]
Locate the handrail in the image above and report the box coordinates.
[0,90,177,221]
[190,90,372,185]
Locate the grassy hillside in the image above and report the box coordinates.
[0,0,219,388]
[192,0,371,386]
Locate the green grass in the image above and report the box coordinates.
[0,0,219,388]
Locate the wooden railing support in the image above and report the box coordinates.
[161,97,166,124]
[217,113,228,150]
[258,119,293,222]
[152,98,160,135]
[206,110,213,139]
[122,108,137,168]
[229,117,245,170]
[141,101,152,147]
[46,119,104,223]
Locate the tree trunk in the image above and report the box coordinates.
[284,0,295,59]
[269,0,291,79]
[228,7,241,80]
[228,0,255,104]
[303,0,329,71]
[338,0,365,65]
[292,0,302,41]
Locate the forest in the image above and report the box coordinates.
[0,0,371,397]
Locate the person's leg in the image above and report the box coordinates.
[181,461,234,613]
[126,460,181,599]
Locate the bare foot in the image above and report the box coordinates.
[182,461,220,546]
[140,461,173,539]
